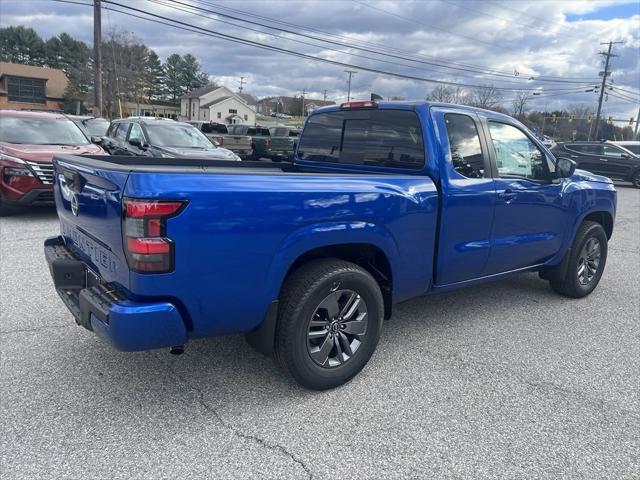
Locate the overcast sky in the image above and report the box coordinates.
[1,0,639,120]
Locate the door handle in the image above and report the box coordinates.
[499,189,517,203]
[600,158,609,162]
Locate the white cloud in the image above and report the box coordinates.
[0,0,638,117]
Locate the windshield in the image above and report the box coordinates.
[83,119,110,137]
[145,124,214,148]
[0,116,90,145]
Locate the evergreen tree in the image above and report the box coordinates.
[0,26,46,65]
[163,53,184,102]
[181,53,209,92]
[145,50,166,100]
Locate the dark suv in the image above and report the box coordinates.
[552,141,640,188]
[102,117,240,161]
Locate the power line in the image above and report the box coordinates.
[150,0,546,85]
[188,0,598,85]
[56,0,593,94]
[607,85,640,99]
[201,0,599,83]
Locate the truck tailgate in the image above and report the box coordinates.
[53,156,131,289]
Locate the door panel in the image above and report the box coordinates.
[432,109,496,285]
[486,178,565,273]
[601,145,634,179]
[483,121,566,274]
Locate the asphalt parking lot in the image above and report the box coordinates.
[1,186,638,480]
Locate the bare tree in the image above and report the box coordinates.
[511,92,530,119]
[426,85,470,104]
[470,85,502,110]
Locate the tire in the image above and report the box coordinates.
[631,170,640,189]
[548,221,608,298]
[274,258,384,390]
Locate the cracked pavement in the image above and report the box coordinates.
[1,186,639,479]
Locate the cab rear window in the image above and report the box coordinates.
[297,109,424,169]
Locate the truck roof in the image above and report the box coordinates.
[310,100,514,122]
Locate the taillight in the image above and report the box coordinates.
[123,198,186,273]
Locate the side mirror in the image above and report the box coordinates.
[621,153,630,159]
[129,138,147,149]
[90,136,103,145]
[557,157,577,178]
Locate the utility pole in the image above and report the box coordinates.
[634,105,640,140]
[93,0,102,117]
[592,40,623,140]
[238,76,245,93]
[345,70,357,101]
[323,89,327,102]
[301,89,307,118]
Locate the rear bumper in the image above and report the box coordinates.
[44,236,188,351]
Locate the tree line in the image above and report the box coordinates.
[426,85,634,141]
[0,26,210,117]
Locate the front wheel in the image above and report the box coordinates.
[548,221,608,298]
[275,259,384,390]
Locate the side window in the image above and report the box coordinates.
[128,123,145,144]
[488,122,548,181]
[444,113,486,178]
[114,123,128,141]
[297,112,343,163]
[298,110,424,168]
[603,145,624,157]
[568,144,602,155]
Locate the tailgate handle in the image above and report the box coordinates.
[63,169,86,193]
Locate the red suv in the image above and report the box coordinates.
[0,110,106,215]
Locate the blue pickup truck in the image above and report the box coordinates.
[45,101,616,389]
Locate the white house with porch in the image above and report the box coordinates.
[180,85,256,125]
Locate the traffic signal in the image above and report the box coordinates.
[551,113,557,123]
[607,116,613,124]
[568,114,575,123]
[630,117,635,126]
[587,114,592,123]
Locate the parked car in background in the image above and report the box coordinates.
[541,135,556,149]
[226,124,271,160]
[0,110,106,215]
[67,115,110,140]
[552,141,640,188]
[188,121,253,159]
[45,101,616,389]
[268,126,300,161]
[611,140,640,156]
[102,117,241,161]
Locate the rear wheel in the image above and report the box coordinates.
[275,259,383,390]
[548,221,608,298]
